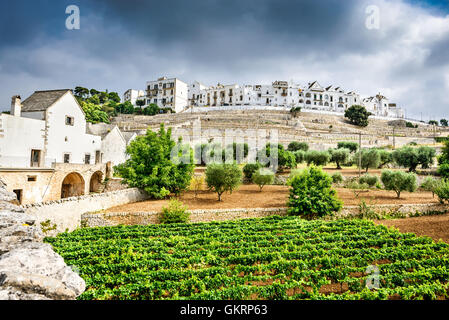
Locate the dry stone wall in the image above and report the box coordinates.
[0,179,85,300]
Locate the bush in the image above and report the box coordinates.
[288,141,309,152]
[252,168,275,191]
[329,148,350,169]
[344,105,372,127]
[257,144,296,172]
[243,163,262,180]
[438,140,449,165]
[337,141,359,153]
[114,124,194,199]
[205,163,242,201]
[304,150,330,166]
[381,170,417,198]
[293,150,306,164]
[190,175,204,198]
[438,163,449,179]
[346,181,370,198]
[435,180,449,204]
[354,148,381,173]
[159,199,190,224]
[420,177,440,198]
[393,146,436,172]
[331,172,344,184]
[359,174,379,187]
[287,166,343,218]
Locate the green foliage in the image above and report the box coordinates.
[159,199,190,224]
[243,163,262,180]
[252,168,275,191]
[80,101,110,124]
[228,143,249,163]
[354,148,381,173]
[440,119,448,127]
[287,166,343,218]
[420,177,441,198]
[438,163,449,179]
[287,141,309,152]
[114,124,194,199]
[74,86,121,122]
[329,148,350,169]
[406,121,418,128]
[438,140,449,165]
[290,106,301,117]
[381,170,418,198]
[337,141,359,152]
[143,103,160,116]
[344,105,372,127]
[257,144,296,172]
[434,179,449,204]
[331,172,344,184]
[304,150,330,166]
[377,149,393,168]
[205,163,242,201]
[429,120,438,126]
[393,146,436,172]
[293,150,306,164]
[359,174,379,187]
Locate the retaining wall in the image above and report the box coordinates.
[23,188,149,234]
[81,203,448,227]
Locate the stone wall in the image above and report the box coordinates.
[0,179,85,300]
[23,188,150,234]
[82,203,448,227]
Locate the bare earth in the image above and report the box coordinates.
[106,184,438,212]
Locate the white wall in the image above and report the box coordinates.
[0,114,47,167]
[101,127,128,166]
[45,93,102,164]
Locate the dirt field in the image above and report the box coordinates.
[376,214,449,244]
[106,184,438,213]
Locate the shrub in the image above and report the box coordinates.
[329,148,350,169]
[381,170,418,198]
[252,168,275,191]
[293,150,306,164]
[331,172,344,184]
[406,121,418,128]
[346,181,370,198]
[290,106,301,117]
[359,174,379,187]
[344,105,372,127]
[114,124,194,199]
[257,144,296,172]
[159,199,190,224]
[434,179,449,204]
[243,163,262,180]
[337,141,359,152]
[190,175,204,198]
[438,163,449,179]
[354,148,381,173]
[304,150,330,166]
[205,163,242,201]
[438,140,449,165]
[288,141,309,152]
[420,177,440,198]
[287,166,343,218]
[393,146,436,172]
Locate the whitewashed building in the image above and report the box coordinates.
[363,94,404,118]
[123,89,145,106]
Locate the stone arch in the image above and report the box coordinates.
[61,172,85,199]
[89,171,103,193]
[306,100,311,105]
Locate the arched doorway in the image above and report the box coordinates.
[89,171,103,193]
[61,173,85,199]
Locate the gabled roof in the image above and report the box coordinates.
[122,131,137,144]
[21,89,72,112]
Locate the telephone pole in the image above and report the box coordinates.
[358,132,362,177]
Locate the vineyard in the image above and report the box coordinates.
[45,216,449,300]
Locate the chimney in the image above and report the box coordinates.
[11,95,21,117]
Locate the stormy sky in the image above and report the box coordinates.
[0,0,449,120]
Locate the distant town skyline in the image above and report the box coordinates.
[1,0,449,120]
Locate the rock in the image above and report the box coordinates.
[0,288,51,300]
[0,188,17,203]
[0,225,44,254]
[0,242,86,296]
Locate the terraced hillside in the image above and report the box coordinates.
[112,110,448,150]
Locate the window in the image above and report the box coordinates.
[27,176,37,182]
[13,190,22,204]
[95,151,101,164]
[65,116,74,126]
[84,154,91,164]
[63,153,70,163]
[30,149,41,167]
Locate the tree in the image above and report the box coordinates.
[257,144,296,172]
[435,179,449,204]
[136,99,146,109]
[337,141,359,153]
[190,175,204,199]
[355,148,381,173]
[438,163,449,179]
[205,163,242,201]
[329,148,350,169]
[377,149,393,168]
[74,86,89,99]
[304,150,330,166]
[252,168,275,191]
[159,199,190,224]
[227,142,249,163]
[80,101,110,124]
[114,124,194,199]
[438,140,449,165]
[393,146,436,172]
[429,120,438,126]
[288,141,309,152]
[108,92,121,103]
[344,105,372,127]
[287,166,343,218]
[420,177,440,198]
[243,163,262,180]
[144,103,160,116]
[381,170,417,198]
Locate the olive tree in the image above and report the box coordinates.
[329,148,350,169]
[205,163,242,201]
[252,168,275,191]
[381,170,417,198]
[355,148,381,173]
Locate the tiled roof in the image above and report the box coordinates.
[21,89,71,112]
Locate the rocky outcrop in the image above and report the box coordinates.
[0,183,85,300]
